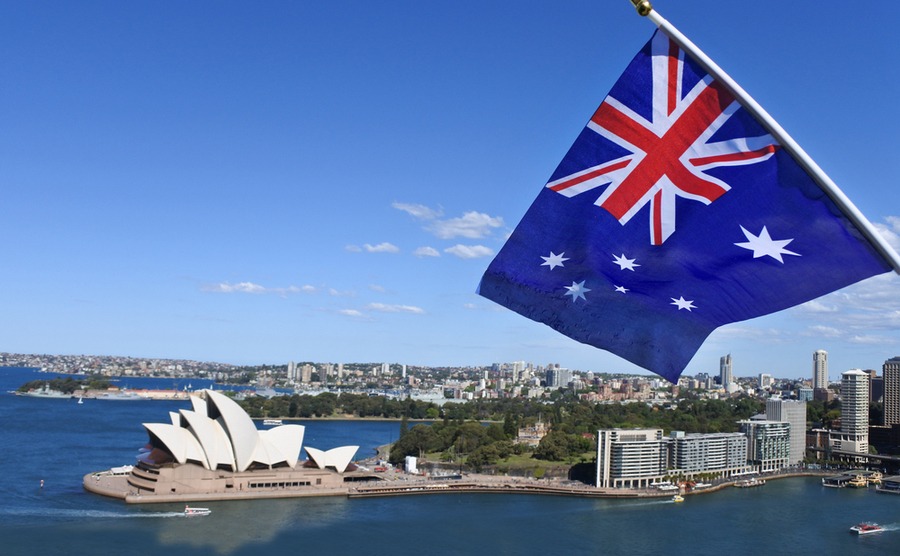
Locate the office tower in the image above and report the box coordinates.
[719,354,732,389]
[884,356,900,426]
[766,398,807,465]
[813,350,828,390]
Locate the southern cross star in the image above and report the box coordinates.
[613,253,640,271]
[614,285,629,294]
[564,281,591,302]
[671,296,696,311]
[541,251,569,270]
[735,225,800,263]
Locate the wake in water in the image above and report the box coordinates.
[598,499,674,509]
[1,508,184,519]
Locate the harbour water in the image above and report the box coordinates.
[2,367,896,555]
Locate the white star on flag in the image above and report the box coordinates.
[614,285,629,294]
[613,253,640,271]
[735,225,800,263]
[564,281,591,302]
[671,296,696,311]
[541,251,570,270]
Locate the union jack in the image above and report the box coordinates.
[547,32,779,245]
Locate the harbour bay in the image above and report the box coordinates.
[2,367,896,555]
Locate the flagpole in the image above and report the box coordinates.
[629,1,900,273]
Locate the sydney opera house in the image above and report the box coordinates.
[84,389,371,503]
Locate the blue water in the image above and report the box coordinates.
[1,367,897,555]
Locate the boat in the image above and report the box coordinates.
[263,419,283,426]
[184,505,211,517]
[672,494,684,503]
[77,397,83,404]
[849,522,883,535]
[847,475,868,488]
[734,478,765,488]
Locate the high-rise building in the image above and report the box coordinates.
[813,350,828,390]
[766,398,807,464]
[720,354,733,391]
[287,361,297,383]
[830,369,869,457]
[884,356,900,426]
[739,419,791,472]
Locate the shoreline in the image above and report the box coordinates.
[84,467,832,504]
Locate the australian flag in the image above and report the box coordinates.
[478,30,895,382]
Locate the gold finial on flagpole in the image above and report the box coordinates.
[631,0,653,16]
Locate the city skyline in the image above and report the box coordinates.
[2,2,898,380]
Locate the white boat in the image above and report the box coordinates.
[849,522,883,535]
[184,505,211,517]
[263,419,283,426]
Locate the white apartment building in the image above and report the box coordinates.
[596,429,668,489]
[668,431,749,478]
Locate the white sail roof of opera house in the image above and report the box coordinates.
[305,446,359,473]
[141,389,306,472]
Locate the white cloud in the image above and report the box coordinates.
[345,244,362,252]
[363,242,400,253]
[202,282,318,297]
[369,284,387,293]
[874,216,900,252]
[394,202,503,239]
[392,202,442,220]
[414,246,440,257]
[328,288,355,297]
[804,325,843,338]
[338,309,365,317]
[366,302,425,314]
[444,244,494,259]
[430,211,503,239]
[204,281,267,294]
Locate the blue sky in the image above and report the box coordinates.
[2,1,898,381]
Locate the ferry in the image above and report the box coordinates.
[849,522,883,535]
[734,478,765,488]
[847,475,868,488]
[672,494,684,503]
[184,505,211,517]
[263,419,283,426]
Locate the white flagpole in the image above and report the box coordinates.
[631,1,900,273]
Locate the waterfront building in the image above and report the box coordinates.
[739,419,791,472]
[829,369,869,459]
[813,350,828,390]
[668,431,749,478]
[766,398,807,464]
[85,389,363,503]
[596,429,668,489]
[884,356,900,426]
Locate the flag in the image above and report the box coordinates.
[478,29,896,383]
